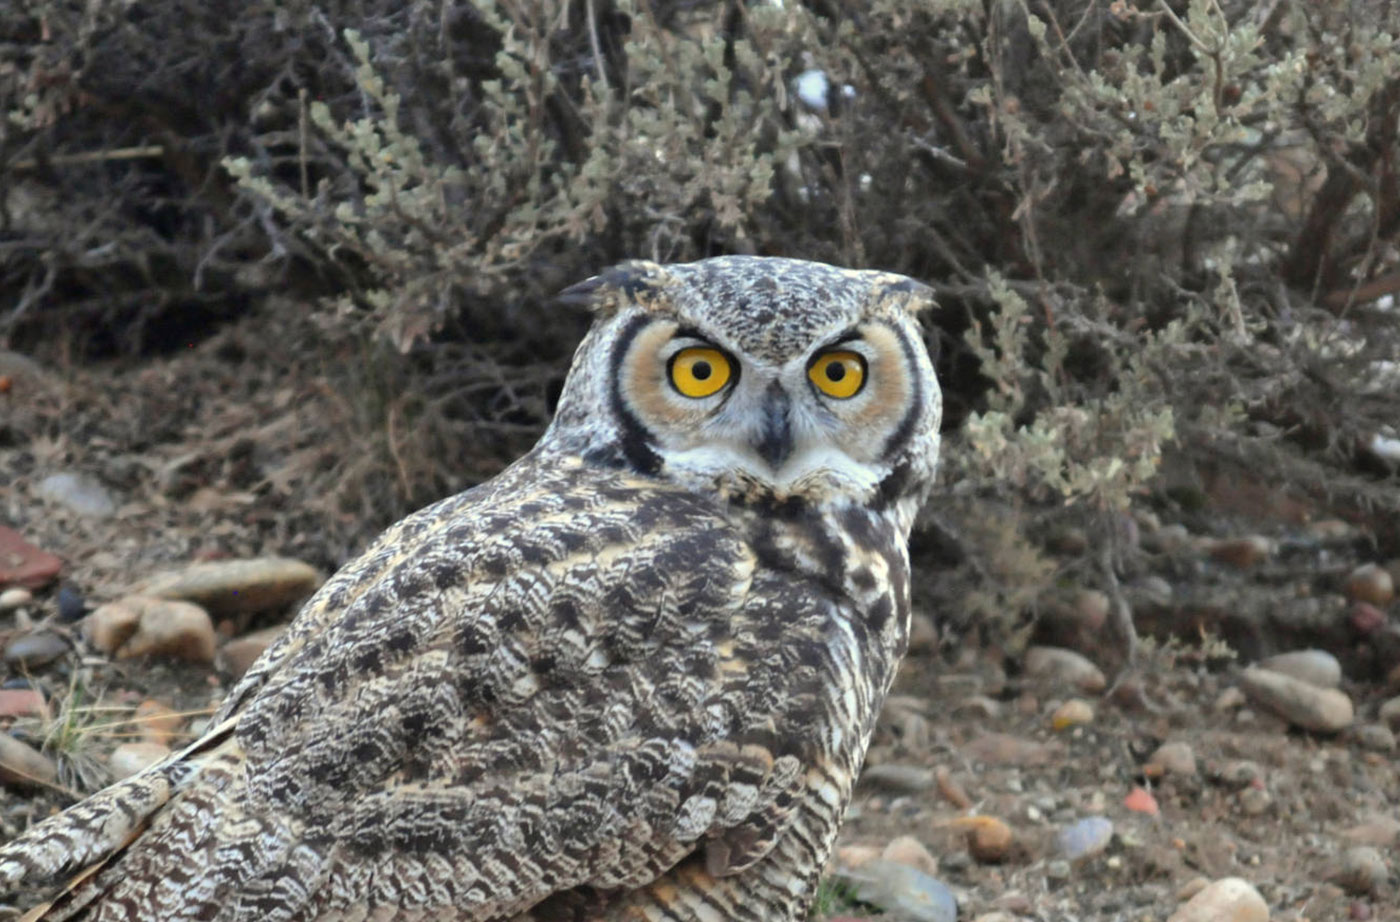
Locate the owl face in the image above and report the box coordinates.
[548,257,941,516]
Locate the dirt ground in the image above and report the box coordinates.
[1,309,1397,921]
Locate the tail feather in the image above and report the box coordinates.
[0,718,237,907]
[0,766,180,895]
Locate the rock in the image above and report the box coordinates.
[882,836,940,875]
[1167,877,1269,922]
[3,631,70,669]
[1341,817,1400,848]
[1176,877,1211,901]
[836,844,883,870]
[1123,786,1160,815]
[1046,526,1088,555]
[1307,519,1354,542]
[0,525,63,589]
[0,587,33,611]
[1350,602,1387,635]
[1238,788,1272,815]
[134,700,185,746]
[0,688,47,719]
[1345,563,1395,607]
[0,734,58,786]
[835,859,957,922]
[84,598,144,653]
[934,766,972,810]
[1206,535,1273,570]
[132,557,322,617]
[1216,687,1247,711]
[1144,741,1197,777]
[1023,646,1106,694]
[908,613,938,653]
[860,763,935,793]
[952,816,1014,863]
[952,695,1002,719]
[108,741,171,779]
[1258,649,1343,689]
[1378,696,1400,728]
[1051,698,1094,730]
[1216,760,1264,789]
[36,472,117,518]
[84,596,216,663]
[963,732,1061,766]
[1240,666,1354,732]
[56,583,86,622]
[1333,846,1388,896]
[1145,523,1193,554]
[1352,723,1396,753]
[1057,816,1113,861]
[218,626,285,679]
[120,601,217,663]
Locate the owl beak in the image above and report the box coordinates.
[756,382,793,469]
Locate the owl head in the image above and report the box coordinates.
[545,256,941,527]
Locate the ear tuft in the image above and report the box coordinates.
[556,261,678,316]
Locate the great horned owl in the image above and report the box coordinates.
[0,256,942,921]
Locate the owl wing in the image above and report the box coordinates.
[1,458,844,921]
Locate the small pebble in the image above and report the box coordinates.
[1240,666,1354,732]
[859,763,935,793]
[1215,687,1247,711]
[1350,602,1387,635]
[1167,876,1268,922]
[1023,646,1106,694]
[1206,535,1273,569]
[1237,787,1272,815]
[1257,649,1342,689]
[0,587,33,612]
[1216,760,1264,788]
[56,583,86,622]
[1341,817,1400,848]
[836,844,883,870]
[950,816,1014,863]
[1123,787,1160,816]
[1144,523,1193,554]
[882,836,939,876]
[0,733,59,785]
[963,733,1060,767]
[109,741,171,779]
[3,631,70,670]
[1345,563,1395,607]
[1145,741,1197,777]
[1044,859,1071,880]
[1334,846,1388,896]
[1176,877,1211,901]
[36,472,117,518]
[1057,816,1113,861]
[1352,723,1396,753]
[1051,698,1094,731]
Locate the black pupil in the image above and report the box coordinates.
[691,360,712,381]
[826,361,846,382]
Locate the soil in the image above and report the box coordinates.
[1,310,1397,921]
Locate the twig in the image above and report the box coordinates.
[11,145,164,171]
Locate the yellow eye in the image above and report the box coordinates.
[808,350,866,399]
[669,347,732,398]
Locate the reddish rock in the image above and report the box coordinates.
[0,688,47,719]
[0,526,62,590]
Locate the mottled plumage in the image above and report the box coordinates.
[0,256,941,921]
